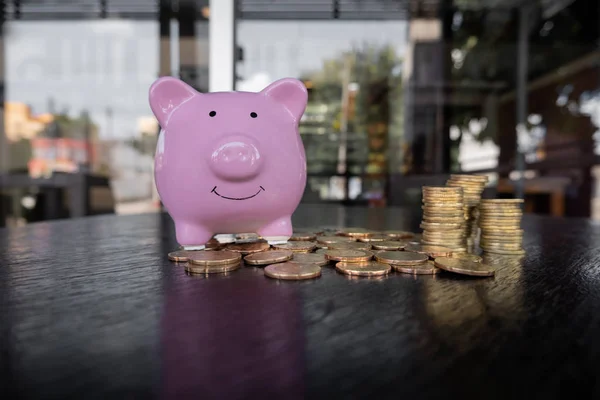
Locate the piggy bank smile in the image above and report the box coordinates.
[211,185,265,201]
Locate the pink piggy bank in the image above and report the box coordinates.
[149,77,308,250]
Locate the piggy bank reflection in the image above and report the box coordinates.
[149,77,308,249]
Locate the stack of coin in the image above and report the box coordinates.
[478,199,525,255]
[445,174,489,247]
[374,251,439,274]
[420,186,467,253]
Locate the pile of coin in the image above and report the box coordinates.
[478,199,525,255]
[374,251,439,274]
[420,186,467,253]
[446,174,489,247]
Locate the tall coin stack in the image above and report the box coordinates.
[445,174,489,247]
[420,186,467,253]
[479,199,525,256]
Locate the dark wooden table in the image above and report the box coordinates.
[2,204,600,399]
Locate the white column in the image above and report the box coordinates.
[209,0,235,92]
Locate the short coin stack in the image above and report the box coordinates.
[420,186,467,253]
[446,174,489,248]
[479,199,525,255]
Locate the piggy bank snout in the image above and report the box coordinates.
[210,139,262,181]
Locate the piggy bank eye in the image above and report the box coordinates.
[250,112,258,118]
[209,111,217,117]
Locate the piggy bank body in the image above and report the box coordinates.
[149,77,308,249]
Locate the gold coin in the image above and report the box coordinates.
[357,234,389,242]
[336,227,373,238]
[325,249,373,262]
[481,248,526,256]
[480,229,522,236]
[423,207,465,217]
[291,252,330,266]
[422,216,466,224]
[374,251,428,265]
[227,241,270,254]
[185,261,241,274]
[372,241,406,250]
[421,203,464,209]
[289,232,317,241]
[393,260,441,275]
[450,253,482,262]
[235,233,262,242]
[383,230,415,239]
[294,227,325,235]
[423,186,463,193]
[316,235,356,244]
[479,223,521,230]
[421,231,467,242]
[423,196,464,204]
[168,250,200,262]
[481,199,524,204]
[264,262,321,280]
[205,238,225,250]
[244,250,294,265]
[480,228,524,235]
[433,256,495,277]
[480,242,523,250]
[421,243,465,249]
[327,241,372,251]
[272,241,317,253]
[405,243,453,258]
[335,261,391,277]
[450,174,488,182]
[188,250,242,266]
[446,183,485,190]
[480,236,523,244]
[420,222,463,230]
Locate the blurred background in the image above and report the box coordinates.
[0,0,598,227]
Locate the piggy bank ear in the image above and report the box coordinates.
[260,78,308,121]
[149,77,197,127]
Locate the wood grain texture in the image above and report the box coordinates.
[2,205,600,399]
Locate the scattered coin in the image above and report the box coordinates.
[433,256,495,277]
[374,251,428,265]
[244,250,293,266]
[185,261,242,274]
[235,233,262,243]
[188,250,242,266]
[290,232,317,241]
[450,253,483,263]
[336,227,373,238]
[325,249,373,262]
[326,241,372,251]
[264,262,321,280]
[393,260,441,275]
[335,261,391,277]
[383,230,415,239]
[272,241,317,253]
[227,241,270,254]
[357,234,389,242]
[314,248,329,254]
[316,235,356,244]
[168,250,200,262]
[291,252,330,266]
[405,244,453,258]
[372,241,406,251]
